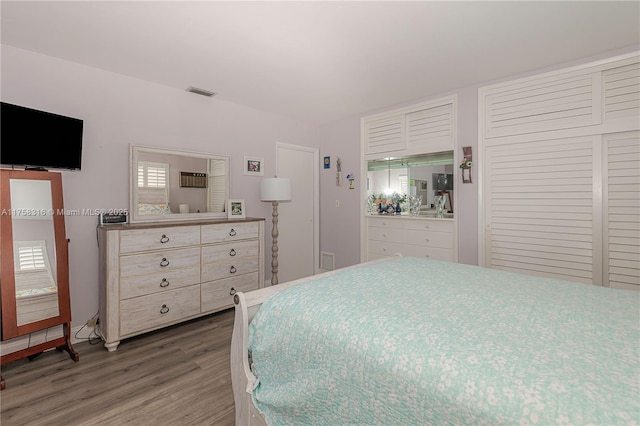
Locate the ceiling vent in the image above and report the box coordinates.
[186,86,216,97]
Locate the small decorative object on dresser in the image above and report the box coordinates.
[228,199,246,219]
[97,218,264,351]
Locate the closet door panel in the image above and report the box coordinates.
[603,61,640,121]
[604,131,640,290]
[484,72,601,138]
[485,136,597,284]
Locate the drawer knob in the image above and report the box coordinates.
[382,234,387,238]
[425,254,430,258]
[160,304,170,314]
[230,266,237,274]
[229,287,237,296]
[229,248,236,257]
[160,278,170,288]
[160,258,170,267]
[160,234,170,244]
[229,229,237,237]
[425,238,430,242]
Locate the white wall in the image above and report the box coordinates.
[1,45,320,327]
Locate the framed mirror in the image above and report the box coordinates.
[130,146,230,223]
[0,170,72,339]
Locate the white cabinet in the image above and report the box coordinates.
[363,95,456,159]
[98,218,264,351]
[367,216,455,262]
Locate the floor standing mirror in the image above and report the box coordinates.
[0,170,79,390]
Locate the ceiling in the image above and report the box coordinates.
[1,1,639,125]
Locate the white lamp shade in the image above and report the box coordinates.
[261,178,291,202]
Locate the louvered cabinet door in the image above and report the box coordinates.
[363,115,405,156]
[484,71,601,138]
[405,103,454,155]
[603,60,640,122]
[484,136,598,284]
[604,131,640,290]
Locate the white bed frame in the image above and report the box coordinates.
[230,259,391,425]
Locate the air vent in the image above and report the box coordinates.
[186,86,217,97]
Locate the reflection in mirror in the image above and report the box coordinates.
[131,146,229,222]
[367,151,454,214]
[9,179,60,325]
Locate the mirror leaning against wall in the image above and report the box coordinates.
[0,170,78,389]
[130,145,230,223]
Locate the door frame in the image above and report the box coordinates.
[276,142,320,275]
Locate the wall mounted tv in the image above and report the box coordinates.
[1,102,83,170]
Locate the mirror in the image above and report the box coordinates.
[130,146,230,223]
[10,179,60,325]
[366,151,455,216]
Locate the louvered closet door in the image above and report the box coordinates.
[485,136,598,284]
[604,131,640,290]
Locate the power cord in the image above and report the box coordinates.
[74,312,102,345]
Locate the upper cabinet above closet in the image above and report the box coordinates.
[363,95,456,159]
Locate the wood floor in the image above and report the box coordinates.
[0,309,236,426]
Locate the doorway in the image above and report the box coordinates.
[275,143,319,283]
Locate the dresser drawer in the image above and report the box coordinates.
[120,226,201,254]
[119,247,200,278]
[119,285,200,336]
[405,230,454,249]
[368,226,404,244]
[403,245,454,262]
[201,240,258,263]
[201,257,259,282]
[201,272,259,312]
[367,241,405,257]
[201,222,259,244]
[367,217,403,230]
[404,219,454,233]
[120,265,201,300]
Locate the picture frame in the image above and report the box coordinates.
[243,156,264,176]
[227,199,246,219]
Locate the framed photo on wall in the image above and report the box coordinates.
[228,199,246,219]
[244,156,264,176]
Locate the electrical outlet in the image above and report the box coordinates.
[86,318,97,327]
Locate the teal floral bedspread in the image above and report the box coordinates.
[248,257,640,425]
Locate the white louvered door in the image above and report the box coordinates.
[604,131,640,290]
[484,136,599,284]
[363,115,405,156]
[405,103,454,155]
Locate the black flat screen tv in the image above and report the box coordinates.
[1,102,83,170]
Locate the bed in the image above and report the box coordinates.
[231,256,639,425]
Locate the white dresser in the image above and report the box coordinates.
[98,218,264,351]
[367,216,455,262]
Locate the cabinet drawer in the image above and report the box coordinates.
[405,230,453,249]
[404,219,453,233]
[120,226,201,253]
[201,222,259,244]
[201,240,258,263]
[367,217,403,230]
[201,272,259,312]
[201,257,259,282]
[119,285,200,336]
[403,245,454,262]
[119,247,200,278]
[120,265,201,300]
[367,241,405,257]
[368,226,404,244]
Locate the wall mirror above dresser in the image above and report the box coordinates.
[130,145,230,223]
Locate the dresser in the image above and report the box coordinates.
[366,216,455,262]
[98,218,264,351]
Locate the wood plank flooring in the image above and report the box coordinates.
[0,309,236,426]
